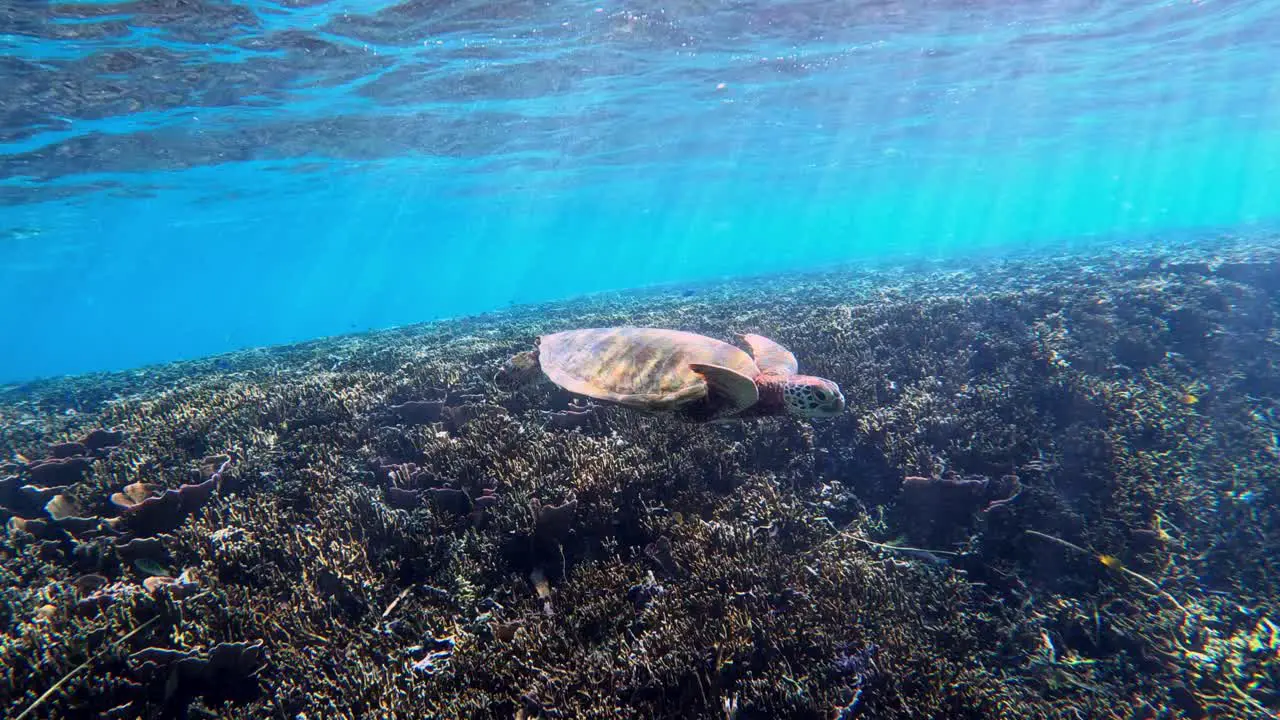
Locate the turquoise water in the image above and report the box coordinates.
[1,0,1278,383]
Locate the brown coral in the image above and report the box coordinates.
[0,238,1278,720]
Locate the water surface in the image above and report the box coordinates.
[1,0,1277,381]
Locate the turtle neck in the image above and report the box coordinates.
[752,373,788,415]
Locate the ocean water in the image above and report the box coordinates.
[1,0,1278,381]
[4,4,1280,718]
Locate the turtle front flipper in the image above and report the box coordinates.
[688,362,759,418]
[495,349,544,390]
[740,334,799,376]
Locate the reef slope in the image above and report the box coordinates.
[2,237,1278,719]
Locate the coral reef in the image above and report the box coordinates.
[1,235,1278,719]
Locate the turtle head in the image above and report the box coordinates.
[781,376,845,418]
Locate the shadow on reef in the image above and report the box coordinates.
[1,237,1279,719]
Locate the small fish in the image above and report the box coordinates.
[1180,393,1199,405]
[134,558,171,577]
[1,226,42,242]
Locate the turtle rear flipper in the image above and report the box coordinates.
[689,363,759,418]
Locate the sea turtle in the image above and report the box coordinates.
[496,327,845,422]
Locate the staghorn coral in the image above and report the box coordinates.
[0,236,1278,718]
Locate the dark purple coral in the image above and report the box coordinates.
[81,428,126,451]
[389,399,446,425]
[27,456,92,486]
[831,642,881,718]
[129,641,265,709]
[50,442,88,458]
[109,477,217,536]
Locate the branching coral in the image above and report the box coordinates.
[0,238,1277,719]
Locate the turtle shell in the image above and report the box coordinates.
[537,327,761,412]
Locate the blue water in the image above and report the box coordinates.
[1,0,1278,383]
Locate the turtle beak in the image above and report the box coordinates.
[829,386,846,415]
[823,384,846,416]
